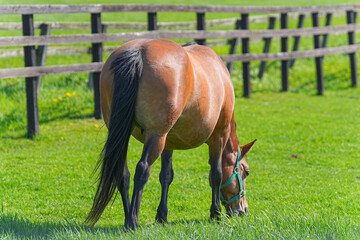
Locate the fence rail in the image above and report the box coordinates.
[1,4,359,14]
[2,44,360,79]
[0,11,351,32]
[0,4,359,137]
[1,25,359,47]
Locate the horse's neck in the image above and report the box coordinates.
[222,114,239,167]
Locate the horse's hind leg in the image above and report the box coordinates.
[117,159,130,222]
[156,149,174,224]
[125,133,167,230]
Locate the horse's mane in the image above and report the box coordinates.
[182,42,198,47]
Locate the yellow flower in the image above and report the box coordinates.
[64,92,71,97]
[324,65,328,70]
[94,124,99,128]
[54,168,58,170]
[53,99,58,103]
[58,97,63,101]
[72,92,76,97]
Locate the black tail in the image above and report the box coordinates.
[85,48,143,226]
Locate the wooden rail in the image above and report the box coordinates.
[2,44,360,79]
[0,12,350,31]
[1,4,359,14]
[1,4,359,137]
[1,25,359,47]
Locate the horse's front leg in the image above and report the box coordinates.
[125,133,167,231]
[207,132,228,221]
[156,149,174,224]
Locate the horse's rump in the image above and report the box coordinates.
[128,39,235,149]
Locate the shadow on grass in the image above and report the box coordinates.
[0,213,119,239]
[0,213,210,238]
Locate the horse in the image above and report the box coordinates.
[85,39,256,230]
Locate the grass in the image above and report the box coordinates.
[1,88,360,239]
[1,0,360,239]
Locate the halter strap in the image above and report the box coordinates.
[219,146,246,206]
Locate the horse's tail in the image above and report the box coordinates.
[85,48,143,227]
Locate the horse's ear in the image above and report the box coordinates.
[240,139,257,157]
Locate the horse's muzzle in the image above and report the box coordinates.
[227,207,248,217]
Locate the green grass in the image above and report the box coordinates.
[1,0,360,239]
[1,87,360,239]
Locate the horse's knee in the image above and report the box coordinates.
[210,166,222,187]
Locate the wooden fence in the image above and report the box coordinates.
[0,4,359,138]
[1,11,351,58]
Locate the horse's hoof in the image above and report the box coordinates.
[155,214,168,225]
[124,220,137,232]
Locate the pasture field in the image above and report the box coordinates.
[1,0,360,239]
[1,80,360,239]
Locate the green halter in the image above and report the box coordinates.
[220,146,246,206]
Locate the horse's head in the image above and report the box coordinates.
[220,139,256,217]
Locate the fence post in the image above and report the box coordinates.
[35,23,50,94]
[22,14,39,138]
[195,12,206,45]
[91,13,103,119]
[280,13,289,91]
[241,13,250,97]
[148,12,158,31]
[88,24,106,90]
[321,13,332,48]
[346,10,358,87]
[258,16,276,79]
[289,14,305,68]
[226,18,242,74]
[312,12,324,95]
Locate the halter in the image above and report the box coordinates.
[220,146,246,206]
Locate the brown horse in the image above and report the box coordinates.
[86,39,256,230]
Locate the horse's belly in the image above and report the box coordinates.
[131,104,220,150]
[132,123,213,150]
[165,116,215,149]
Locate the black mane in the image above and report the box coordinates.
[182,42,198,47]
